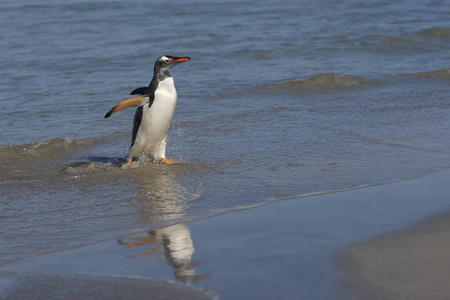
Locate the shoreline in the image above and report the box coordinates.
[2,168,450,299]
[2,167,445,268]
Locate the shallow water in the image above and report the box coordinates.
[1,0,449,265]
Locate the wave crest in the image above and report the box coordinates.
[412,69,450,81]
[269,74,375,93]
[0,138,98,164]
[417,27,450,41]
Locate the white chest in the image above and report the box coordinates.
[150,77,177,118]
[154,77,177,102]
[139,77,177,139]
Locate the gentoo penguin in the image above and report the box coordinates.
[105,55,190,165]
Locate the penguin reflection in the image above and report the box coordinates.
[131,165,199,224]
[123,158,208,283]
[118,223,210,284]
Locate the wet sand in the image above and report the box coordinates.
[336,211,450,300]
[1,169,449,300]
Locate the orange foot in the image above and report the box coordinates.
[159,157,182,165]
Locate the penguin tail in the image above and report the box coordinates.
[104,96,148,119]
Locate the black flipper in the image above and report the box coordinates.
[130,87,148,95]
[130,106,143,148]
[104,105,117,119]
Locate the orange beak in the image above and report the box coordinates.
[171,57,190,63]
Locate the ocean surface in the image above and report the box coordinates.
[1,0,449,267]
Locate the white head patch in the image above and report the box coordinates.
[158,56,170,63]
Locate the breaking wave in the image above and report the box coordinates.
[266,73,376,93]
[411,68,450,81]
[259,68,448,96]
[0,138,98,164]
[416,27,450,42]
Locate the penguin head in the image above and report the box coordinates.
[154,55,190,72]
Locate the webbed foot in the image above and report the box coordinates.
[159,158,182,165]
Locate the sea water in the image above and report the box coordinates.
[0,0,449,265]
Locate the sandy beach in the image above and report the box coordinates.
[336,211,450,300]
[1,169,449,299]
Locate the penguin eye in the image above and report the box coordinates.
[164,59,170,63]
